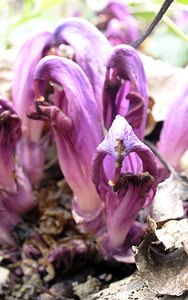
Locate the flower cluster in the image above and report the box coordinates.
[0,7,158,262]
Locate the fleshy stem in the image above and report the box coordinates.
[131,0,174,48]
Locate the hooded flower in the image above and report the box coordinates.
[52,17,112,115]
[96,0,139,46]
[0,97,34,212]
[0,97,34,245]
[103,45,148,141]
[12,18,111,183]
[157,85,188,173]
[12,32,52,184]
[92,115,158,261]
[28,55,104,232]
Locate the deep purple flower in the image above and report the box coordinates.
[92,115,158,260]
[97,0,139,45]
[0,97,34,245]
[0,97,34,212]
[103,45,148,140]
[157,85,188,172]
[28,55,104,232]
[0,97,21,191]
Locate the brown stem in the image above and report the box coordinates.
[131,0,174,48]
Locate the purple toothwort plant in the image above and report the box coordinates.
[27,42,157,260]
[0,97,34,245]
[97,0,139,45]
[27,40,158,261]
[103,45,148,141]
[92,115,158,261]
[157,84,188,173]
[28,55,104,232]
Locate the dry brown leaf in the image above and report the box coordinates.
[135,217,188,296]
[151,174,188,222]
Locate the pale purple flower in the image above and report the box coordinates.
[157,85,188,172]
[12,32,52,184]
[52,17,112,115]
[172,10,188,31]
[92,115,158,261]
[97,0,139,45]
[103,45,148,140]
[28,55,104,232]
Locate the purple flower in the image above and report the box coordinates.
[97,0,139,45]
[12,32,52,184]
[52,17,112,114]
[172,10,188,31]
[0,97,34,245]
[92,115,158,260]
[28,55,104,232]
[103,45,148,140]
[0,97,21,191]
[157,85,188,172]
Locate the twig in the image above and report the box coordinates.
[131,0,174,48]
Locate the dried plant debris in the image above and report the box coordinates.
[92,271,188,300]
[135,217,188,296]
[0,267,9,290]
[151,173,188,222]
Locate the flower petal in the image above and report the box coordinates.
[157,85,188,171]
[53,17,112,114]
[103,45,148,140]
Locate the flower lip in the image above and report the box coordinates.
[0,97,22,145]
[92,115,158,206]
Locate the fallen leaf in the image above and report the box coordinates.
[151,173,188,222]
[135,217,188,296]
[0,267,9,288]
